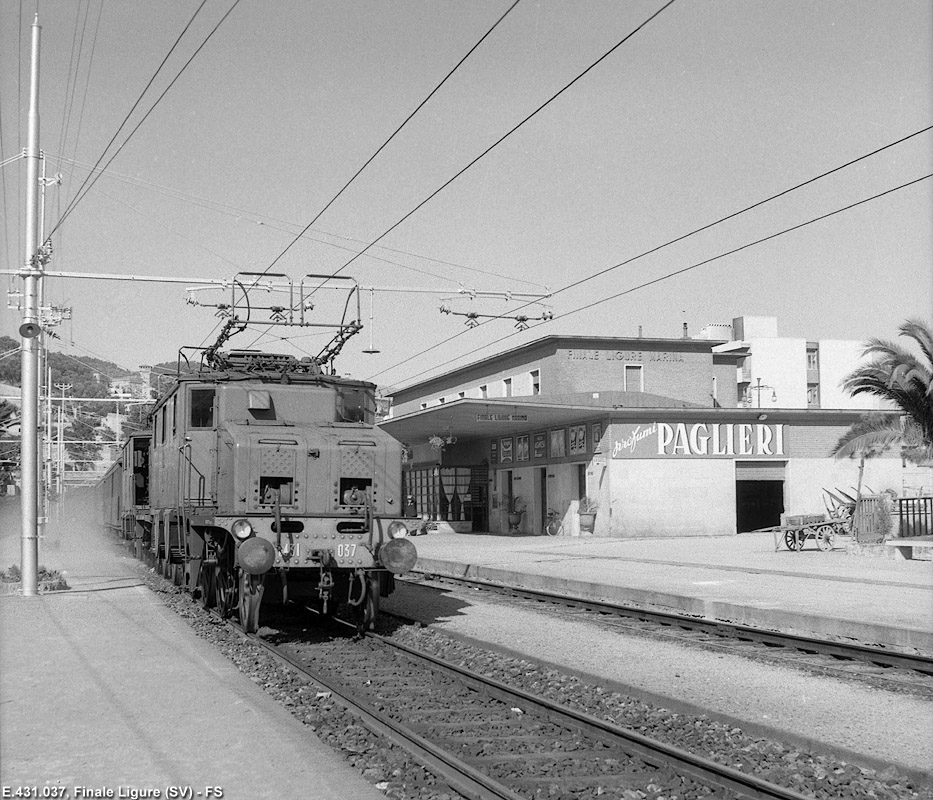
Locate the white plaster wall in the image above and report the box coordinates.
[733,316,778,339]
[785,457,903,515]
[610,459,736,537]
[818,340,888,410]
[748,337,808,408]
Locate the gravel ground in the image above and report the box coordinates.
[381,578,933,776]
[139,562,932,800]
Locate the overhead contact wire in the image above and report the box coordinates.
[247,0,674,352]
[366,125,933,381]
[381,173,933,386]
[258,0,523,280]
[49,0,223,238]
[316,0,677,290]
[242,0,526,351]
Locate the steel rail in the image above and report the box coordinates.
[407,572,933,674]
[215,592,804,798]
[246,631,526,800]
[367,632,812,800]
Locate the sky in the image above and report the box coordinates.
[1,0,931,393]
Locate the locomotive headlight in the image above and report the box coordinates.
[388,521,409,539]
[232,519,253,540]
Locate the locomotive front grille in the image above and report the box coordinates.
[337,447,377,510]
[251,446,299,511]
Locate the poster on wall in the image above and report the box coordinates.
[569,424,586,455]
[500,437,514,462]
[490,439,498,463]
[533,432,547,459]
[516,434,530,461]
[550,428,566,458]
[592,422,603,452]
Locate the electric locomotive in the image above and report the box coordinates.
[117,347,417,631]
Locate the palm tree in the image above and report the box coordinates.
[832,318,933,463]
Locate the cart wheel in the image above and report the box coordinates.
[783,530,802,551]
[816,525,835,552]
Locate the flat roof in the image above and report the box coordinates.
[378,397,868,444]
[389,334,730,397]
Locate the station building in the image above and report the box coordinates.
[379,319,909,538]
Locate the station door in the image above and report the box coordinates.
[735,461,786,533]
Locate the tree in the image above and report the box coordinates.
[832,318,933,463]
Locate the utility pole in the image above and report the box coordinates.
[54,384,72,498]
[19,17,42,597]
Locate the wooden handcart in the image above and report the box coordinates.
[770,513,850,551]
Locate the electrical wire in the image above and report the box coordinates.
[311,0,677,291]
[56,0,90,185]
[365,125,933,382]
[52,0,209,230]
[245,0,676,352]
[65,0,104,231]
[258,0,523,279]
[49,0,234,240]
[48,152,541,288]
[377,173,932,387]
[240,0,526,352]
[54,161,246,270]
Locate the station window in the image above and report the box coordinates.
[479,385,488,399]
[624,364,643,392]
[190,388,216,428]
[531,369,540,395]
[503,378,512,397]
[807,350,819,370]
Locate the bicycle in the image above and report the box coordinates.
[544,508,563,536]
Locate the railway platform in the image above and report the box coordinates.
[0,497,384,800]
[409,528,933,655]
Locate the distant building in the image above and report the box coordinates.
[707,316,885,411]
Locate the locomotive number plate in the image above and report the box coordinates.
[336,543,357,558]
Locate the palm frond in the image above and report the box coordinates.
[900,318,933,370]
[831,413,902,458]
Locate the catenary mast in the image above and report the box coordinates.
[19,16,42,597]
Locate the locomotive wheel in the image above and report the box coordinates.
[816,525,835,552]
[238,571,265,633]
[215,564,236,619]
[199,564,216,609]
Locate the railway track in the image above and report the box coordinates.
[401,572,933,690]
[253,615,812,800]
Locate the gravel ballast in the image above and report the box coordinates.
[142,563,931,800]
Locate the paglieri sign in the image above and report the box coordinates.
[611,421,785,459]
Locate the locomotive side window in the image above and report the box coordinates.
[190,388,215,428]
[337,386,374,424]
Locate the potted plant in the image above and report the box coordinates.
[507,495,525,532]
[578,497,598,534]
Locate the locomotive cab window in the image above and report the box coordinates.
[337,387,373,424]
[189,388,215,428]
